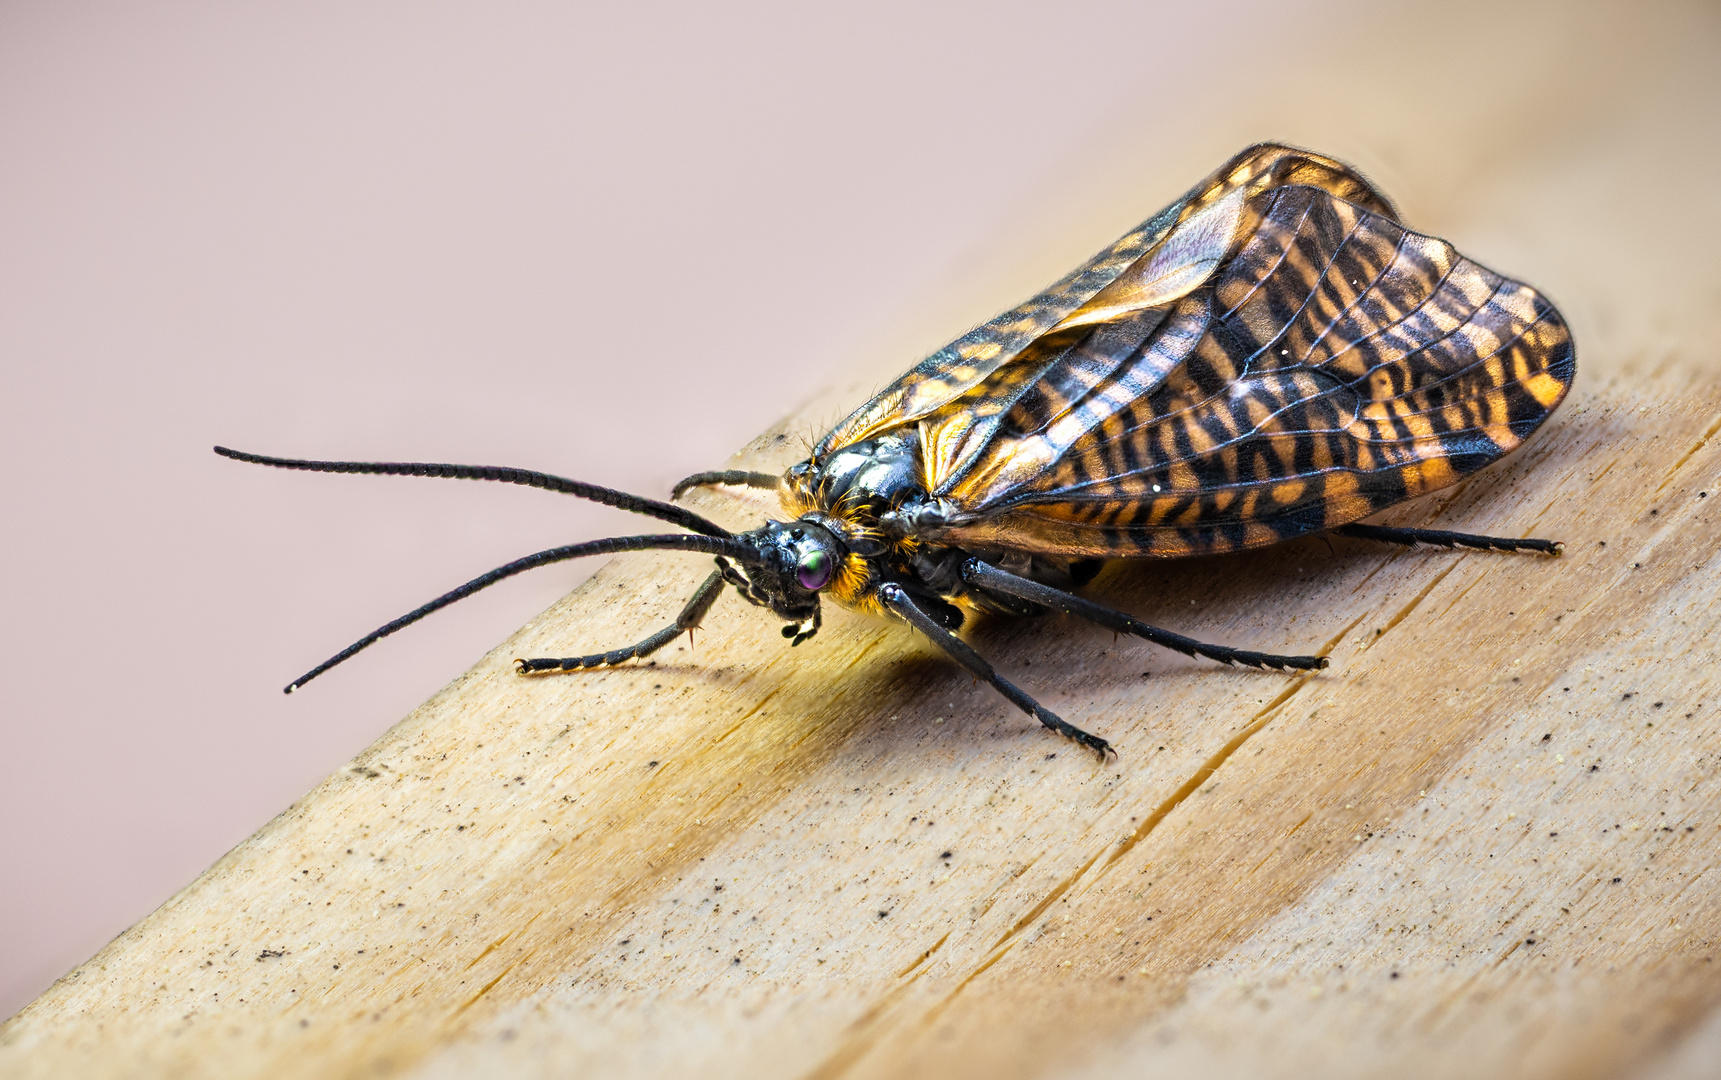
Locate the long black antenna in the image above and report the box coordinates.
[283,533,762,693]
[213,446,732,538]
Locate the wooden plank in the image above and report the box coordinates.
[8,3,1721,1065]
[2,362,1719,1079]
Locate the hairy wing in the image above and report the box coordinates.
[924,183,1575,558]
[813,144,1398,459]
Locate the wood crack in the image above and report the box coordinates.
[1654,409,1721,493]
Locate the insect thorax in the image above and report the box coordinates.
[781,434,939,544]
[780,434,1092,618]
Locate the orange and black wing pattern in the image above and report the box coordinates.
[815,144,1398,460]
[823,144,1574,559]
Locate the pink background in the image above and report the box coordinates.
[3,0,1716,1019]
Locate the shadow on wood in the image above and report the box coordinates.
[3,375,1720,1080]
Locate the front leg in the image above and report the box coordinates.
[876,583,1113,759]
[516,569,725,672]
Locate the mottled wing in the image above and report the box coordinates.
[923,183,1575,558]
[814,144,1398,459]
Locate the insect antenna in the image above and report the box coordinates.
[281,533,765,694]
[213,446,732,537]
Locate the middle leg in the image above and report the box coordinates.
[876,582,1113,758]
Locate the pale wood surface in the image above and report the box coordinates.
[7,5,1721,1073]
[4,369,1721,1080]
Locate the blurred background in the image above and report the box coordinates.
[2,0,1716,1021]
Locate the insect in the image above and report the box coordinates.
[219,143,1574,758]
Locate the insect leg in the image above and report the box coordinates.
[782,606,821,646]
[961,559,1328,672]
[671,471,780,500]
[876,582,1113,759]
[1334,523,1562,555]
[517,569,725,672]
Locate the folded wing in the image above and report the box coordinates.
[814,144,1399,460]
[924,182,1575,558]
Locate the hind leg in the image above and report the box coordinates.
[1334,523,1562,554]
[960,559,1328,672]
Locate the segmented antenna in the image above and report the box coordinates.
[213,446,731,537]
[282,533,763,693]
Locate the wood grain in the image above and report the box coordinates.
[3,364,1719,1079]
[7,7,1721,1061]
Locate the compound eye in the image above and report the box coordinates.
[795,549,832,591]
